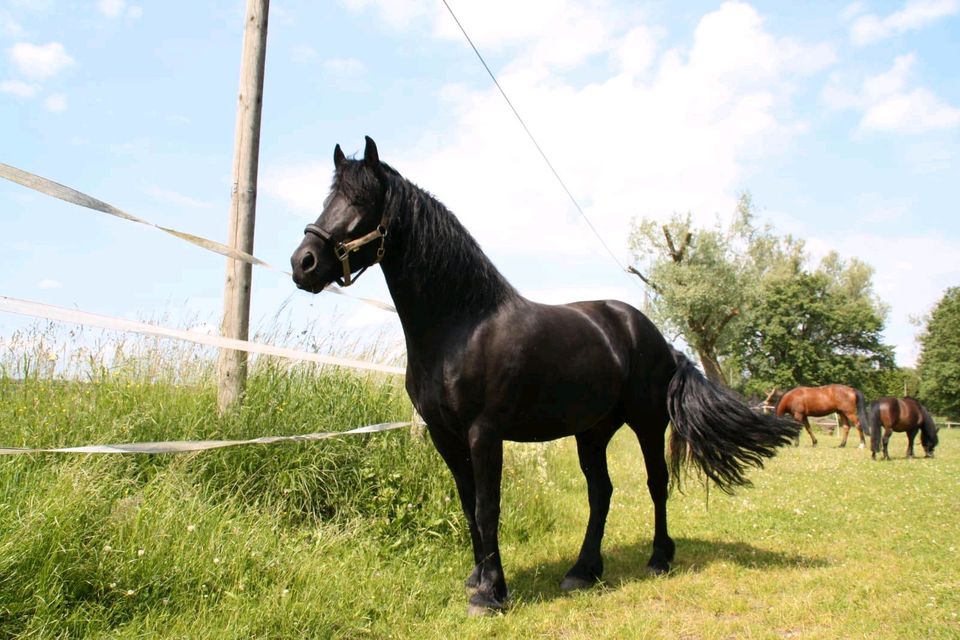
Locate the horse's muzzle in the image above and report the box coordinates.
[291,238,333,293]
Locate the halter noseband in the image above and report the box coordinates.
[303,208,389,287]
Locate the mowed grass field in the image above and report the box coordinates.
[0,329,958,639]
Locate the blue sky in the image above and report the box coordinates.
[1,0,958,367]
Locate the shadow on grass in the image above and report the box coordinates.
[508,536,829,605]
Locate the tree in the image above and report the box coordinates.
[735,262,894,399]
[627,193,802,383]
[876,366,920,398]
[916,287,960,418]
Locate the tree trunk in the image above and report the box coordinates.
[696,348,726,385]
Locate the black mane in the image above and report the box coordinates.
[377,164,519,318]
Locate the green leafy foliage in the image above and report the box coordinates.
[735,269,894,398]
[917,286,960,418]
[629,194,895,396]
[628,194,806,383]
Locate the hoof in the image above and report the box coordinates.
[838,442,846,448]
[467,592,506,617]
[464,567,481,594]
[858,443,865,449]
[560,575,598,592]
[647,560,671,576]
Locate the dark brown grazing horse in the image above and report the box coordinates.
[775,384,869,448]
[868,396,939,460]
[290,137,799,616]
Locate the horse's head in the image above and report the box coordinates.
[919,407,940,457]
[291,136,390,291]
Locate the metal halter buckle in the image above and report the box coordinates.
[304,213,390,287]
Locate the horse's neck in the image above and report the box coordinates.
[378,184,517,356]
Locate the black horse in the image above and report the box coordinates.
[868,396,939,460]
[290,137,799,615]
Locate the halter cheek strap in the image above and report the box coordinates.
[304,209,389,287]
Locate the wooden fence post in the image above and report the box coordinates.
[217,0,270,413]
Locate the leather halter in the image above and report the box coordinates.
[303,208,389,287]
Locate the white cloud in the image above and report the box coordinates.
[0,80,37,97]
[616,25,659,78]
[341,0,429,29]
[44,92,66,112]
[849,0,959,45]
[98,0,125,18]
[823,53,960,133]
[147,187,214,209]
[291,44,319,63]
[862,88,960,132]
[323,57,365,75]
[96,0,141,19]
[8,42,75,80]
[0,11,24,37]
[273,1,834,271]
[37,279,62,290]
[836,232,957,365]
[840,2,867,21]
[262,164,330,213]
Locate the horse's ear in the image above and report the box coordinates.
[334,144,346,169]
[363,136,380,169]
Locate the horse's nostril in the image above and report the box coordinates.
[300,249,317,273]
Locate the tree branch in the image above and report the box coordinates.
[662,226,693,263]
[713,307,741,337]
[627,266,661,293]
[663,226,680,262]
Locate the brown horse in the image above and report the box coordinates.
[775,384,869,448]
[868,396,939,460]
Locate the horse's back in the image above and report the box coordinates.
[873,396,919,431]
[468,298,674,440]
[778,384,856,417]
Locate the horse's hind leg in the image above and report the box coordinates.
[630,416,675,575]
[838,414,851,448]
[800,416,818,447]
[906,428,918,458]
[560,421,619,592]
[882,426,893,460]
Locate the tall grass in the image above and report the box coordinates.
[0,322,561,637]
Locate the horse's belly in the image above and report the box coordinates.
[494,366,624,441]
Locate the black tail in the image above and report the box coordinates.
[666,351,800,493]
[854,388,869,437]
[867,401,882,455]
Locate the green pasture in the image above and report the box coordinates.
[0,327,957,639]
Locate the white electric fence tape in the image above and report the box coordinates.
[0,162,396,313]
[0,166,410,456]
[0,422,412,456]
[0,295,405,376]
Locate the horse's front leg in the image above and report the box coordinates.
[467,421,507,616]
[906,428,918,458]
[426,425,483,592]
